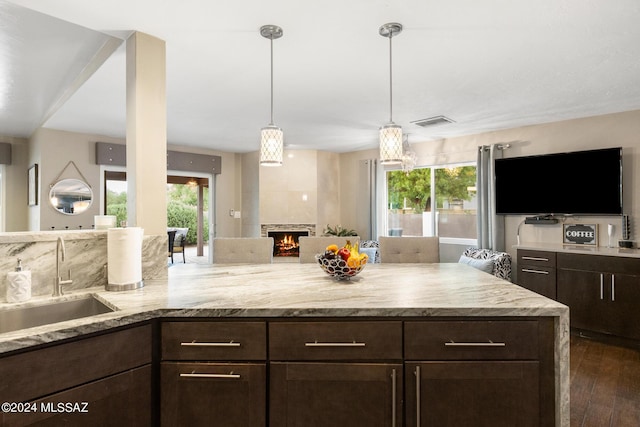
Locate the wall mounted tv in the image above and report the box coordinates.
[494,147,623,216]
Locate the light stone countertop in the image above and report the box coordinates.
[0,262,571,426]
[516,242,640,257]
[0,262,568,352]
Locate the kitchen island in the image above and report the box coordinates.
[0,262,569,426]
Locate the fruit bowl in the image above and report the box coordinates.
[315,253,367,280]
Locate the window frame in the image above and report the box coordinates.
[381,161,477,245]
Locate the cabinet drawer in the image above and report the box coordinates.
[2,365,152,426]
[269,321,402,360]
[518,250,556,268]
[405,320,539,360]
[161,362,266,427]
[557,252,640,275]
[0,324,151,404]
[518,266,556,299]
[162,321,266,361]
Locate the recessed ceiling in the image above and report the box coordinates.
[4,0,640,153]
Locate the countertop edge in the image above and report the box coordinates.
[0,304,569,355]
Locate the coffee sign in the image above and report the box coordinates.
[563,223,598,246]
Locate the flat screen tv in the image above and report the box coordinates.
[494,147,623,216]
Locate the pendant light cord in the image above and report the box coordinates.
[270,35,274,126]
[389,34,393,123]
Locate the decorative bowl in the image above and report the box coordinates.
[315,254,366,280]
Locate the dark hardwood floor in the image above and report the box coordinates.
[570,334,640,426]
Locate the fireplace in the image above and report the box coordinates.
[268,230,309,257]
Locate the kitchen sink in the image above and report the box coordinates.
[0,295,115,334]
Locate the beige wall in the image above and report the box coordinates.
[2,129,239,239]
[317,151,341,233]
[256,149,341,236]
[339,109,640,261]
[2,136,29,232]
[4,109,640,248]
[29,128,115,231]
[241,151,260,237]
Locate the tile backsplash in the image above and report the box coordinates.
[0,230,167,302]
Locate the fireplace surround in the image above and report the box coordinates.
[262,224,316,258]
[268,230,308,257]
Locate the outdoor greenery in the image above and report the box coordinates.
[387,166,476,212]
[106,190,127,226]
[106,183,209,244]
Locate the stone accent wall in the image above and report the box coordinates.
[260,224,316,237]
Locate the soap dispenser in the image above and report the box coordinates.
[6,258,31,303]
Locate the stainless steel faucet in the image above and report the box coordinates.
[53,236,73,296]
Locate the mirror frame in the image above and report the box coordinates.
[49,178,93,215]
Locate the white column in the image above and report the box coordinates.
[126,32,167,235]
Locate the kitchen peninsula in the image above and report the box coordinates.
[0,262,569,426]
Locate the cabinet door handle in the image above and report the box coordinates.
[521,256,549,262]
[521,268,549,275]
[391,368,397,427]
[600,274,604,300]
[179,372,241,379]
[304,341,366,347]
[445,340,506,347]
[181,341,241,347]
[611,275,616,302]
[415,366,421,427]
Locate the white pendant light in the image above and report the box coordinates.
[260,25,284,166]
[401,133,417,175]
[378,22,403,165]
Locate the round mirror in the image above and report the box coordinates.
[49,179,93,215]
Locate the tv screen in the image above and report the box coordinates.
[494,147,623,216]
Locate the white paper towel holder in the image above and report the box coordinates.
[106,227,145,292]
[106,280,144,292]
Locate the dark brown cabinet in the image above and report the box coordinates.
[268,321,403,427]
[270,362,402,427]
[557,253,640,340]
[161,362,266,427]
[0,324,152,426]
[517,249,557,299]
[157,318,556,426]
[160,321,267,427]
[406,361,539,427]
[1,314,559,426]
[404,319,555,427]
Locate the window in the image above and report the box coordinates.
[104,171,127,226]
[385,164,477,242]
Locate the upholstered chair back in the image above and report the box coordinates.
[213,238,274,264]
[459,247,512,281]
[378,236,440,263]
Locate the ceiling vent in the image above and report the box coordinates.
[411,115,455,128]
